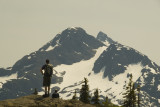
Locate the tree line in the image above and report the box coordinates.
[72,74,141,107]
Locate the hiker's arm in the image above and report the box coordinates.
[53,69,58,73]
[40,68,44,75]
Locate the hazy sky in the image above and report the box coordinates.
[0,0,160,68]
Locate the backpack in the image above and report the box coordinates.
[44,64,53,77]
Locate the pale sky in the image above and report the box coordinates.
[0,0,160,68]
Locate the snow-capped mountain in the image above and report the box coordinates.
[0,27,159,106]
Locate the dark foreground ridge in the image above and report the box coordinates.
[0,95,95,107]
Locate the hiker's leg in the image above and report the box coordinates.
[48,86,50,95]
[45,86,47,94]
[43,76,47,95]
[47,77,51,95]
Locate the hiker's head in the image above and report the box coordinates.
[46,59,49,64]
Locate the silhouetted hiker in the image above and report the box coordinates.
[52,89,59,98]
[40,59,53,97]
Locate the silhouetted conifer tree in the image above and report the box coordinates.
[92,88,99,104]
[72,90,77,100]
[33,88,38,95]
[103,96,110,107]
[79,77,90,103]
[123,74,137,107]
[131,83,136,107]
[137,85,141,107]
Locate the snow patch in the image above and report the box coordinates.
[124,65,128,68]
[123,45,130,50]
[118,63,121,66]
[28,56,31,59]
[45,46,55,51]
[145,65,157,74]
[24,64,33,69]
[140,76,145,87]
[103,41,110,46]
[33,73,36,76]
[0,73,18,88]
[74,51,81,55]
[67,27,77,30]
[38,90,44,95]
[151,61,155,67]
[41,49,44,51]
[6,67,12,70]
[117,47,121,51]
[100,66,106,73]
[83,42,89,47]
[150,77,155,86]
[158,85,160,91]
[46,39,61,51]
[23,77,30,80]
[125,63,143,82]
[143,72,148,78]
[18,76,29,80]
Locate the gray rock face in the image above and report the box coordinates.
[0,68,13,77]
[93,43,160,79]
[97,31,115,44]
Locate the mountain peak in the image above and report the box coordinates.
[66,27,81,30]
[64,27,86,33]
[97,31,115,45]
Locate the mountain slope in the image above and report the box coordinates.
[93,42,160,106]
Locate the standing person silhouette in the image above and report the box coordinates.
[40,59,53,97]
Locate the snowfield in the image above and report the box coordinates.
[38,45,158,106]
[0,73,17,88]
[38,46,146,105]
[39,46,107,95]
[52,46,107,95]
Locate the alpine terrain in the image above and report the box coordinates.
[0,27,159,106]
